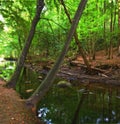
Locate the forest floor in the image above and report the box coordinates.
[0,79,44,124]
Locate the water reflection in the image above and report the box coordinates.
[38,108,52,124]
[38,84,120,124]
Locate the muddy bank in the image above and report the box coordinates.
[0,79,44,124]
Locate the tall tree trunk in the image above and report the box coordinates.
[26,0,88,109]
[6,0,44,88]
[103,0,108,55]
[92,36,96,60]
[108,0,113,59]
[118,0,120,56]
[60,0,90,69]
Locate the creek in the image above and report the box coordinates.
[0,60,120,124]
[18,67,120,124]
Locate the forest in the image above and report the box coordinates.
[0,0,120,124]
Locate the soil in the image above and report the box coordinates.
[0,79,44,124]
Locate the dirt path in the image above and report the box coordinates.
[0,79,43,124]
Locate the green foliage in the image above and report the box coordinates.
[0,0,119,59]
[0,61,15,81]
[0,31,20,57]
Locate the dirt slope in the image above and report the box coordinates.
[0,79,43,124]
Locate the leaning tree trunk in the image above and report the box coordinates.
[6,0,44,88]
[26,0,88,109]
[60,0,90,69]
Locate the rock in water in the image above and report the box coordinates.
[57,80,72,88]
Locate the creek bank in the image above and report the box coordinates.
[0,79,44,124]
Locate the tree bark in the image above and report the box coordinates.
[108,0,113,59]
[103,0,108,55]
[26,0,88,109]
[118,0,120,56]
[6,0,44,88]
[60,0,90,69]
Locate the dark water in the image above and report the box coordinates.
[37,84,120,124]
[18,68,120,124]
[0,61,120,124]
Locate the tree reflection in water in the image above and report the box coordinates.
[37,83,120,124]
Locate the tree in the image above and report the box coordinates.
[6,0,45,88]
[103,0,107,55]
[0,1,31,53]
[0,0,118,63]
[118,0,120,56]
[60,0,90,69]
[108,0,114,59]
[26,0,88,110]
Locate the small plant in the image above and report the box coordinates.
[0,62,15,81]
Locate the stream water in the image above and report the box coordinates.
[0,60,120,124]
[18,67,120,124]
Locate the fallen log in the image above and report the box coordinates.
[77,75,120,86]
[70,60,107,74]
